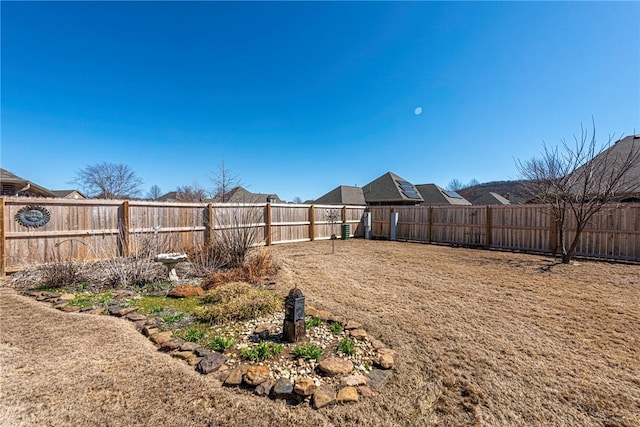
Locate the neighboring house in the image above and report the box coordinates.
[362,172,423,205]
[156,191,209,203]
[572,134,640,203]
[470,191,511,206]
[314,185,366,205]
[458,180,528,205]
[415,184,472,206]
[211,186,282,204]
[50,190,87,200]
[0,168,56,198]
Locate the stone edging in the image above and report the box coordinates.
[24,289,396,410]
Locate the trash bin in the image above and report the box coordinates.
[341,224,351,240]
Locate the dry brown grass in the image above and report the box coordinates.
[200,248,278,289]
[1,240,639,426]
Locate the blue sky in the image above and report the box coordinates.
[2,1,639,202]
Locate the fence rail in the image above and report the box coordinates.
[0,197,365,274]
[369,204,640,262]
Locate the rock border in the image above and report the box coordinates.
[24,289,395,410]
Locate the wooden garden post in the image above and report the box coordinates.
[119,200,131,257]
[206,203,215,246]
[265,203,272,246]
[485,206,492,248]
[309,205,315,241]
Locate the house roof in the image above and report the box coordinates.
[362,172,423,205]
[0,168,56,197]
[315,185,366,205]
[472,192,511,205]
[50,190,87,199]
[211,186,282,204]
[574,134,640,197]
[415,184,472,206]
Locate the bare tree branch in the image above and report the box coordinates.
[72,162,143,199]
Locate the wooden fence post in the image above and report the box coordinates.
[206,203,215,246]
[0,198,5,277]
[342,205,347,224]
[119,200,130,257]
[485,206,492,248]
[309,205,315,241]
[265,203,272,246]
[428,206,433,243]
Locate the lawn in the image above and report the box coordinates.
[1,240,638,426]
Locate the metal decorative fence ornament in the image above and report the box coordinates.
[15,205,51,228]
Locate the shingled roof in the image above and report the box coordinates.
[0,168,55,197]
[414,184,472,206]
[315,185,366,205]
[362,172,423,205]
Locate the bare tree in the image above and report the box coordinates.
[447,179,464,191]
[73,162,143,199]
[516,124,640,263]
[146,185,162,200]
[211,160,241,202]
[176,183,208,202]
[292,196,303,204]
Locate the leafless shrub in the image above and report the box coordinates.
[200,248,277,290]
[38,261,88,289]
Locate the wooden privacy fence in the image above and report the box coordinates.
[369,204,640,262]
[0,197,365,274]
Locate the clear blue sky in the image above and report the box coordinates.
[2,1,639,202]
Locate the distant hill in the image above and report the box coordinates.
[457,180,530,205]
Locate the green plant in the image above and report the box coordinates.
[147,306,165,315]
[195,282,282,324]
[306,316,322,328]
[292,343,324,360]
[161,312,186,324]
[181,326,205,342]
[329,321,344,334]
[338,338,356,356]
[209,335,237,352]
[68,292,113,309]
[241,341,283,362]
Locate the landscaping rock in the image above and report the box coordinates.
[349,328,367,339]
[194,347,213,358]
[294,378,316,396]
[86,307,105,315]
[336,386,359,403]
[376,348,395,369]
[253,323,276,339]
[159,338,185,352]
[172,351,201,366]
[59,305,81,313]
[143,326,160,337]
[357,385,377,398]
[224,365,247,386]
[367,368,393,389]
[149,331,173,345]
[312,385,336,409]
[108,305,139,317]
[344,320,362,330]
[271,378,294,399]
[244,365,270,386]
[254,380,274,396]
[124,312,146,322]
[341,374,367,387]
[369,338,387,350]
[58,293,76,301]
[318,357,353,377]
[168,285,204,298]
[180,342,198,352]
[53,301,68,308]
[196,352,227,374]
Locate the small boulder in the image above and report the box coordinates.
[349,329,367,339]
[318,357,353,377]
[159,338,185,352]
[196,352,227,374]
[341,374,367,387]
[253,324,276,340]
[254,380,274,396]
[224,365,248,386]
[336,386,359,403]
[244,365,270,386]
[376,348,395,369]
[57,293,76,302]
[312,385,336,409]
[143,326,160,337]
[344,320,362,330]
[271,377,294,399]
[294,378,316,396]
[367,368,393,389]
[150,331,173,345]
[168,285,204,298]
[172,351,201,366]
[125,312,146,322]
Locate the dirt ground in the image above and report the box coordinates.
[1,240,639,426]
